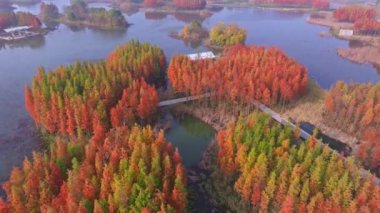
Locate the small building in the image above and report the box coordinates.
[0,26,40,41]
[187,51,216,61]
[338,29,354,37]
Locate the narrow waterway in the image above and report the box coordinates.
[162,111,216,168]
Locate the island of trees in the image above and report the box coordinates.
[1,1,128,31]
[62,0,127,30]
[209,22,247,47]
[177,20,208,43]
[173,21,247,49]
[1,41,188,212]
[0,11,41,30]
[169,44,308,104]
[25,40,165,138]
[1,22,379,212]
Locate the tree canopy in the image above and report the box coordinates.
[25,40,165,138]
[324,81,380,175]
[209,22,247,47]
[1,126,187,213]
[215,112,380,212]
[168,44,308,105]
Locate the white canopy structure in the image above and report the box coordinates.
[187,51,216,61]
[3,26,32,33]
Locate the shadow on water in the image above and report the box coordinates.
[162,110,215,168]
[166,115,215,168]
[375,64,380,75]
[299,121,352,156]
[159,110,220,212]
[174,12,212,23]
[144,11,168,20]
[0,35,46,50]
[348,39,367,48]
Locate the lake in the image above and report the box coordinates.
[0,1,379,188]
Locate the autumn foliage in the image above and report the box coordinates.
[216,112,380,212]
[354,19,380,31]
[144,0,162,7]
[173,0,206,10]
[333,5,376,22]
[0,12,16,30]
[179,20,208,41]
[0,11,41,29]
[311,0,329,10]
[209,22,247,47]
[25,41,164,137]
[324,81,380,174]
[9,41,188,212]
[110,78,159,128]
[107,40,166,83]
[16,12,41,28]
[2,126,187,212]
[168,45,308,105]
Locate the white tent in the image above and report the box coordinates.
[187,51,216,61]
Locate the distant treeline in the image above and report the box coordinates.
[0,11,41,30]
[333,5,380,32]
[63,0,127,29]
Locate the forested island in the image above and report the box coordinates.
[1,0,380,212]
[61,0,127,30]
[171,20,208,47]
[1,36,379,212]
[0,1,128,32]
[0,11,41,30]
[171,21,247,49]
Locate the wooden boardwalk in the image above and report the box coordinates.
[159,94,380,183]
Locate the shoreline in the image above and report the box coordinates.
[307,12,380,68]
[171,80,360,151]
[58,18,129,31]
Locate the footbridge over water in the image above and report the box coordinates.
[158,94,380,183]
[158,93,212,107]
[158,94,310,140]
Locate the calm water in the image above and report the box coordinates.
[165,113,215,168]
[0,2,379,186]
